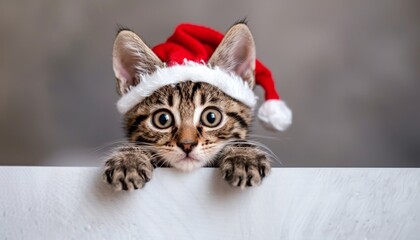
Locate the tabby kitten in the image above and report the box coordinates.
[103,23,272,191]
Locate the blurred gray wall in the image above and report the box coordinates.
[0,0,419,166]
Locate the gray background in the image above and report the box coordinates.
[0,0,419,166]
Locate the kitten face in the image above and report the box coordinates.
[124,81,251,171]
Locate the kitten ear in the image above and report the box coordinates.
[209,24,256,88]
[113,30,163,95]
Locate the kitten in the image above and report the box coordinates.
[103,23,272,191]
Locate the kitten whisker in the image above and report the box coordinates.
[150,151,172,168]
[90,140,163,154]
[224,140,282,165]
[89,140,133,153]
[247,134,287,141]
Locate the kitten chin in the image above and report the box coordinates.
[171,158,206,172]
[163,143,225,171]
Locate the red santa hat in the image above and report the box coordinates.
[117,23,292,131]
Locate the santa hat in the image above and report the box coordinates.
[117,23,292,131]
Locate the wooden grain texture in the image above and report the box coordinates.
[0,167,419,240]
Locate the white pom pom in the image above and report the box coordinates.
[257,100,292,131]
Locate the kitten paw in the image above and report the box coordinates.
[103,154,153,191]
[220,153,271,188]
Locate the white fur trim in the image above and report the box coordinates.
[258,100,292,131]
[117,60,257,114]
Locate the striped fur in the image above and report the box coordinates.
[104,23,271,191]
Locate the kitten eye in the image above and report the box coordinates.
[201,107,222,128]
[152,110,174,129]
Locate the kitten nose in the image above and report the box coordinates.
[177,141,198,154]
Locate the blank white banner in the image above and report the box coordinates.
[0,167,419,240]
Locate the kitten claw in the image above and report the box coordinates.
[220,153,271,188]
[103,154,153,191]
